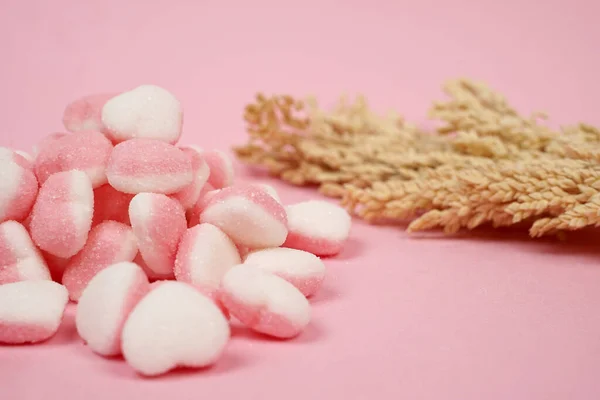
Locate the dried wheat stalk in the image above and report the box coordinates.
[233,79,600,237]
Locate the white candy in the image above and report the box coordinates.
[76,262,150,356]
[101,85,183,144]
[0,221,51,284]
[128,193,187,279]
[0,158,38,224]
[199,185,288,249]
[244,247,325,297]
[283,200,352,256]
[220,264,311,339]
[202,150,234,189]
[121,281,230,376]
[174,223,241,289]
[0,280,69,344]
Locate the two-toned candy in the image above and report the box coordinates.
[29,170,94,258]
[0,280,69,344]
[62,221,138,301]
[199,185,288,249]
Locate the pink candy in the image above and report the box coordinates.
[200,185,288,249]
[0,280,69,344]
[174,223,241,289]
[106,139,193,195]
[202,150,234,189]
[63,93,117,133]
[0,155,38,224]
[101,85,183,144]
[220,264,311,339]
[62,221,138,301]
[32,132,68,158]
[29,170,94,258]
[0,221,51,284]
[171,147,210,209]
[244,247,325,297]
[76,262,150,356]
[34,130,113,188]
[129,193,187,279]
[284,200,352,256]
[0,83,353,378]
[121,281,230,376]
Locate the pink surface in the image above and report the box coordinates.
[1,0,600,399]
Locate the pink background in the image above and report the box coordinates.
[2,0,600,399]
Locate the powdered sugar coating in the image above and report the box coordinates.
[244,247,325,297]
[220,264,311,338]
[62,221,138,301]
[121,281,230,376]
[34,130,113,188]
[283,200,351,256]
[0,280,68,344]
[76,262,150,356]
[203,150,234,189]
[29,170,94,258]
[63,93,117,133]
[101,85,183,144]
[129,193,187,278]
[174,223,241,289]
[199,185,288,249]
[0,221,51,284]
[0,159,38,223]
[106,139,193,194]
[171,147,210,209]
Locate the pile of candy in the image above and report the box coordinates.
[0,85,352,377]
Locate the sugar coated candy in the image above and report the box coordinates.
[101,85,183,144]
[171,147,210,209]
[63,93,117,133]
[106,139,193,195]
[62,221,138,301]
[244,247,325,297]
[0,280,68,344]
[199,185,288,249]
[29,170,94,258]
[202,150,234,189]
[76,262,150,356]
[129,193,187,279]
[121,281,230,376]
[34,130,113,188]
[284,200,351,256]
[0,156,38,224]
[174,223,241,289]
[220,264,311,339]
[0,221,51,284]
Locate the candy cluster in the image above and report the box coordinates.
[0,85,352,377]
